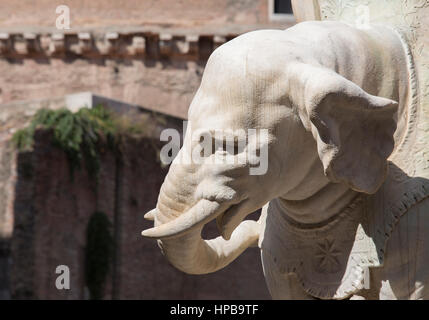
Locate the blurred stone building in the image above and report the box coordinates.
[0,0,296,299]
[0,0,295,118]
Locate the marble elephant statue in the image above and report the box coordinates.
[142,21,429,299]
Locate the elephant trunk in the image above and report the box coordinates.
[155,219,260,275]
[142,163,260,275]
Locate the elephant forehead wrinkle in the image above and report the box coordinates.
[166,167,195,185]
[220,165,249,179]
[157,201,187,221]
[158,189,188,211]
[166,166,200,187]
[205,161,247,177]
[156,203,182,223]
[195,179,238,203]
[161,178,194,201]
[169,163,197,175]
[162,176,195,201]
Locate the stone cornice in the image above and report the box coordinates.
[0,22,294,59]
[0,30,244,59]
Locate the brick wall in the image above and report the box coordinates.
[7,129,269,299]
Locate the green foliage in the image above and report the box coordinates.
[85,211,113,300]
[12,128,34,152]
[12,105,164,178]
[12,105,117,178]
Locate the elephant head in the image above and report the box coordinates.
[142,22,399,275]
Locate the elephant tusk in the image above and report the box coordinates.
[144,209,156,221]
[141,199,223,239]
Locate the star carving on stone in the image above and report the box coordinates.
[315,237,341,273]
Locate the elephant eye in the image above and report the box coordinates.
[214,136,245,155]
[196,131,246,157]
[198,134,216,157]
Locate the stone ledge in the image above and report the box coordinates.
[0,21,295,59]
[1,92,185,120]
[0,31,241,59]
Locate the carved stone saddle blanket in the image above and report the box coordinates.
[259,167,429,299]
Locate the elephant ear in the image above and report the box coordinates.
[289,63,398,194]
